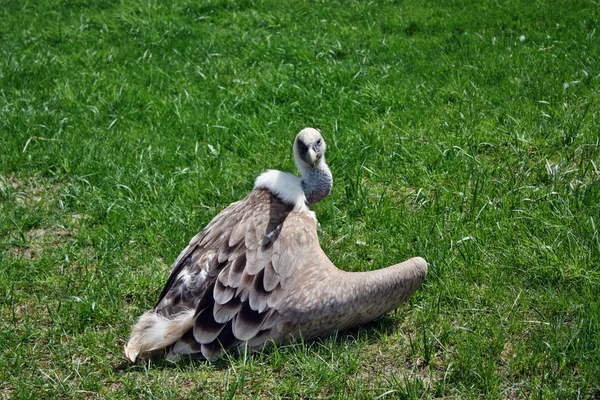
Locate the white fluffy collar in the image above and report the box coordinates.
[254,170,314,217]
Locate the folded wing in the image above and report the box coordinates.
[130,189,317,360]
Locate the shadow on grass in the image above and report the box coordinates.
[113,314,401,372]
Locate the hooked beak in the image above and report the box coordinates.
[306,148,318,167]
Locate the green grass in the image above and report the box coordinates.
[1,0,599,398]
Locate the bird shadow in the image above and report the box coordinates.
[113,314,402,373]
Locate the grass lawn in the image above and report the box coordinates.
[1,0,599,398]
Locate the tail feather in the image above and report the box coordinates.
[124,309,195,362]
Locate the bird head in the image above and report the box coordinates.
[293,127,327,171]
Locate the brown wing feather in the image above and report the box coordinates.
[155,189,317,359]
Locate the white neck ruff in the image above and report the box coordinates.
[254,170,314,216]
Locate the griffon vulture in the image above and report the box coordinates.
[125,127,427,362]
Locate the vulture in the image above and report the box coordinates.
[124,127,427,362]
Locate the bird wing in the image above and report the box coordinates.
[153,189,318,359]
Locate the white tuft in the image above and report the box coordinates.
[124,308,196,362]
[254,170,310,213]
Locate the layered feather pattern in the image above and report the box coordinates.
[125,189,319,361]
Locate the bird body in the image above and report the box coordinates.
[124,128,427,362]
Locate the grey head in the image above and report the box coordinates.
[293,128,333,205]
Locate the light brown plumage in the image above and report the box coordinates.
[124,128,427,362]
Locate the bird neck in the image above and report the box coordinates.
[300,162,333,205]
